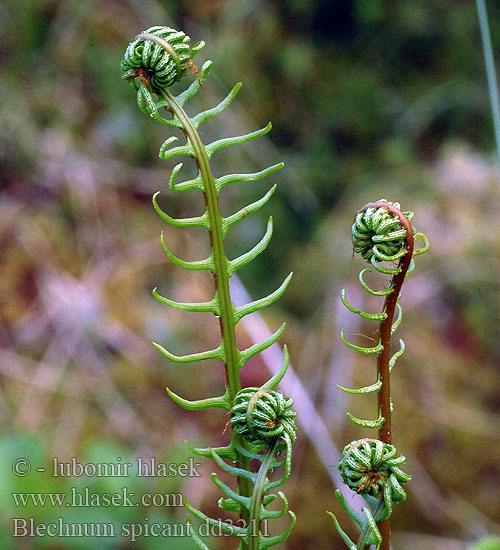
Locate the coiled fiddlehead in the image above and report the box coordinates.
[121,27,295,550]
[328,439,411,550]
[329,200,429,550]
[338,439,410,503]
[122,26,192,89]
[186,386,297,550]
[231,388,297,447]
[352,202,413,265]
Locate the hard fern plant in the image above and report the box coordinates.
[121,26,296,550]
[328,200,429,550]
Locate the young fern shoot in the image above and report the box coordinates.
[329,200,429,550]
[121,26,296,550]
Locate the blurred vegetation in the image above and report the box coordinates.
[1,0,500,548]
[469,536,500,550]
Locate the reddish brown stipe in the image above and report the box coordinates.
[357,202,414,550]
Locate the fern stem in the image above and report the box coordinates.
[159,90,241,398]
[336,200,424,550]
[248,438,280,550]
[363,202,414,550]
[160,88,253,537]
[476,0,500,176]
[356,498,385,550]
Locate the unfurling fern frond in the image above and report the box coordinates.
[231,387,297,447]
[328,439,411,550]
[339,199,428,434]
[122,26,294,550]
[330,200,428,550]
[186,388,297,550]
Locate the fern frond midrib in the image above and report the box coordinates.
[248,438,280,549]
[159,88,254,529]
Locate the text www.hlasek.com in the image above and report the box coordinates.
[12,487,183,508]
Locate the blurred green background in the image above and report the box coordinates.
[1,0,500,548]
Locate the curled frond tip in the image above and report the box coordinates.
[352,199,414,263]
[121,26,197,92]
[338,438,411,502]
[230,387,297,446]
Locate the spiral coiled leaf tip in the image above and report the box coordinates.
[352,199,414,262]
[230,388,297,445]
[339,438,411,502]
[121,26,193,92]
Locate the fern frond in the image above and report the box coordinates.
[166,387,230,411]
[186,440,238,461]
[212,473,251,511]
[122,27,294,550]
[210,449,259,482]
[239,323,287,368]
[340,329,383,354]
[259,512,296,549]
[191,82,242,128]
[389,340,405,372]
[171,59,212,106]
[188,395,296,549]
[223,185,277,234]
[358,269,393,296]
[346,411,384,429]
[205,123,272,158]
[187,518,212,550]
[260,345,290,390]
[334,200,429,549]
[152,192,209,228]
[160,232,214,271]
[413,232,430,256]
[228,217,274,275]
[153,287,219,314]
[340,289,387,321]
[339,200,429,435]
[215,164,284,193]
[152,342,224,364]
[233,273,293,323]
[338,378,382,395]
[390,303,402,334]
[159,139,195,161]
[330,440,411,549]
[167,163,204,192]
[369,256,401,275]
[185,499,248,538]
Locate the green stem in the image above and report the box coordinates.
[248,438,280,550]
[160,88,252,543]
[356,499,385,550]
[476,0,500,176]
